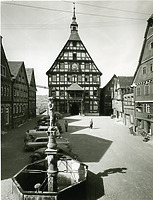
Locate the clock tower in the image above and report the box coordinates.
[46,4,102,115]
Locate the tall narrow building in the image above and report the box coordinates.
[133,14,153,135]
[46,5,102,115]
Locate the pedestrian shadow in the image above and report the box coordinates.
[86,170,105,200]
[98,167,127,177]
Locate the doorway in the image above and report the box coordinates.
[70,103,79,115]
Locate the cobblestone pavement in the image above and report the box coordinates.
[1,115,153,200]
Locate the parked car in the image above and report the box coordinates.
[25,136,70,152]
[24,125,62,142]
[24,126,49,141]
[29,141,77,162]
[24,137,48,151]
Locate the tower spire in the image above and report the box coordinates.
[70,2,78,32]
[72,2,76,21]
[69,2,80,40]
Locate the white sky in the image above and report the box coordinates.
[1,0,153,95]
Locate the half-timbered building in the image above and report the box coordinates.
[26,68,37,118]
[46,6,102,115]
[1,36,13,131]
[133,14,153,135]
[112,76,133,121]
[8,61,29,127]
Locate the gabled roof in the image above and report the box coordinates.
[118,76,133,88]
[102,74,117,89]
[133,14,153,82]
[26,68,33,84]
[67,83,83,91]
[1,38,12,79]
[69,32,81,41]
[8,61,23,78]
[46,5,102,76]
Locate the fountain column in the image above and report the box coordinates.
[45,97,58,192]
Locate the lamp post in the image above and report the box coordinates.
[45,97,57,192]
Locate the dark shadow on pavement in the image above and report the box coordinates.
[98,167,127,177]
[62,125,89,136]
[68,134,112,162]
[86,170,105,200]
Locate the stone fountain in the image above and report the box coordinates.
[11,97,88,200]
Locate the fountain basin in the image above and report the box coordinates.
[12,156,88,200]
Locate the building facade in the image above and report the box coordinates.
[133,14,153,135]
[26,68,37,118]
[100,74,116,116]
[1,37,13,131]
[9,61,29,128]
[123,87,134,127]
[46,6,102,115]
[112,76,133,121]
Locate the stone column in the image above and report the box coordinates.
[46,97,57,192]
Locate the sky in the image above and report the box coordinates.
[1,0,153,95]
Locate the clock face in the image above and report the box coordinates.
[72,63,78,71]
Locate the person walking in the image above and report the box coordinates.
[64,120,68,132]
[90,119,93,129]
